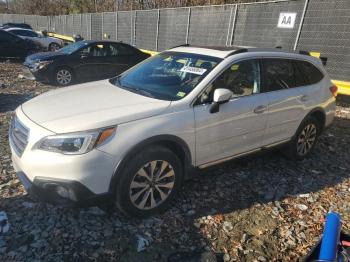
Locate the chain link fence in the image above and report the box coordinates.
[233,1,305,49]
[158,7,189,51]
[0,0,349,81]
[297,0,350,82]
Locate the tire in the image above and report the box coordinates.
[284,116,321,160]
[48,42,61,52]
[115,145,183,218]
[53,67,74,86]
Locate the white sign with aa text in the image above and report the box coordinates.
[277,12,297,29]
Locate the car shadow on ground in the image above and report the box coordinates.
[0,94,32,113]
[0,117,349,261]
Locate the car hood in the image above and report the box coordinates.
[21,80,171,133]
[26,51,67,62]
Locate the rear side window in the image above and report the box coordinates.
[108,43,136,56]
[295,61,324,85]
[118,44,137,55]
[262,59,296,91]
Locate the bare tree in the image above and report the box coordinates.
[2,0,267,15]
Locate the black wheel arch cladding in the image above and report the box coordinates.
[108,134,193,194]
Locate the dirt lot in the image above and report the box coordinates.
[1,61,350,261]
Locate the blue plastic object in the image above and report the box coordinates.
[319,212,341,261]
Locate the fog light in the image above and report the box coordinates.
[55,185,69,199]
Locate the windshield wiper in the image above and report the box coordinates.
[134,88,155,98]
[113,76,155,98]
[125,86,155,98]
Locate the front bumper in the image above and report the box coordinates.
[20,64,51,83]
[10,108,119,205]
[14,171,112,206]
[20,67,36,80]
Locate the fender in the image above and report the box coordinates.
[304,107,326,129]
[108,134,193,194]
[291,107,326,140]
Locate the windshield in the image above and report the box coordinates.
[110,52,222,101]
[58,41,89,54]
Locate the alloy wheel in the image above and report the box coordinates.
[129,160,175,210]
[49,43,61,52]
[296,123,317,156]
[56,69,72,85]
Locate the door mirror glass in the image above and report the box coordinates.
[213,88,232,103]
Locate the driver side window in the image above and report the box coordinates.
[199,59,260,104]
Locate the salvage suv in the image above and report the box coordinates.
[9,45,336,217]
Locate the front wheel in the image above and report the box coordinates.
[115,146,183,218]
[54,67,74,86]
[285,116,320,160]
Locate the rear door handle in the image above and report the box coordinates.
[254,105,267,114]
[300,95,310,102]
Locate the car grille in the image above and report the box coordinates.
[9,115,29,157]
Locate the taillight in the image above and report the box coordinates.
[329,85,338,97]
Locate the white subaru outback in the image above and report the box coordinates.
[9,46,337,217]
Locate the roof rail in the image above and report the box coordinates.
[225,48,248,57]
[170,43,190,49]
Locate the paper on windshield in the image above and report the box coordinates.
[180,66,207,75]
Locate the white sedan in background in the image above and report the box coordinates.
[5,28,63,51]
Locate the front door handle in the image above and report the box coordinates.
[254,105,267,114]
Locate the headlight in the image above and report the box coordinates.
[34,60,53,70]
[35,127,116,155]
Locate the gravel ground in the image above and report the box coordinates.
[1,61,350,262]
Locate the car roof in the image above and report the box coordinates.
[81,40,132,45]
[79,40,139,48]
[169,45,316,60]
[0,29,18,35]
[4,27,33,32]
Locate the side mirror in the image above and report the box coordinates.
[210,88,232,114]
[80,53,88,59]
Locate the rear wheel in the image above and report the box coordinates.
[54,67,74,86]
[115,146,183,217]
[285,116,320,160]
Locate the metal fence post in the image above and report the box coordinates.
[133,10,137,46]
[65,15,68,35]
[115,12,118,41]
[155,9,160,51]
[185,7,191,44]
[293,0,309,50]
[226,5,234,46]
[130,11,133,44]
[229,4,238,46]
[101,13,104,39]
[80,14,82,36]
[89,13,92,40]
